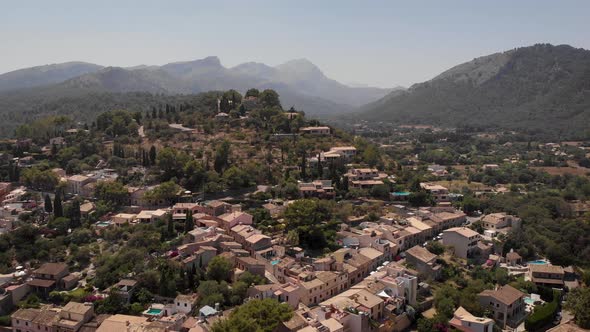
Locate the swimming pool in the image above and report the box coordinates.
[527,260,548,265]
[146,308,162,315]
[271,259,281,266]
[524,297,535,305]
[96,222,111,227]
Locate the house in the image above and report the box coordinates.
[442,227,481,259]
[449,306,494,332]
[28,262,70,297]
[262,202,285,217]
[298,180,335,199]
[243,233,272,255]
[300,126,331,135]
[67,175,94,195]
[201,200,232,216]
[528,264,565,288]
[199,305,218,318]
[478,285,526,328]
[505,250,522,266]
[405,245,441,279]
[321,288,385,321]
[175,293,198,314]
[481,213,521,231]
[220,211,253,230]
[327,146,357,160]
[420,183,449,202]
[235,257,266,278]
[49,137,66,147]
[96,314,149,332]
[136,209,168,223]
[111,213,136,226]
[350,179,385,190]
[11,308,59,332]
[79,202,95,218]
[54,301,94,332]
[110,279,138,304]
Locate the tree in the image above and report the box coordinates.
[214,140,231,173]
[149,145,157,166]
[143,181,180,205]
[184,210,194,233]
[286,229,299,246]
[258,89,281,109]
[565,287,590,328]
[211,299,292,332]
[167,213,174,237]
[69,200,82,229]
[206,256,232,282]
[362,145,381,167]
[95,288,126,314]
[435,297,455,320]
[44,194,53,213]
[53,190,63,218]
[95,181,129,207]
[245,88,260,98]
[283,199,335,250]
[408,191,434,207]
[426,241,445,255]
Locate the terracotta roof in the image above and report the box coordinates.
[28,278,56,288]
[444,227,479,238]
[479,285,524,305]
[63,301,93,315]
[34,262,68,276]
[529,264,565,274]
[406,245,437,263]
[11,308,41,321]
[506,251,522,260]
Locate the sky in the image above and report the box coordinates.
[0,0,589,88]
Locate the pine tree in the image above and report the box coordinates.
[53,190,63,218]
[44,194,53,213]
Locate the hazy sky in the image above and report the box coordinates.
[1,0,589,87]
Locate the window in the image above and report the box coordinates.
[184,303,187,307]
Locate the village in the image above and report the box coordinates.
[0,89,588,332]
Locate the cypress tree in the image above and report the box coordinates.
[44,194,53,213]
[53,190,63,218]
[167,213,174,237]
[184,210,193,233]
[70,200,81,228]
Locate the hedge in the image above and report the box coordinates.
[525,290,560,331]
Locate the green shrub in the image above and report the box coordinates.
[0,315,11,326]
[525,290,560,331]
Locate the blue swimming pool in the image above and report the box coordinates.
[527,260,548,265]
[146,308,162,315]
[271,259,281,266]
[524,297,535,305]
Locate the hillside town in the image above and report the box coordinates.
[0,88,587,332]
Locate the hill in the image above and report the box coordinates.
[357,44,590,138]
[0,62,103,92]
[0,57,391,136]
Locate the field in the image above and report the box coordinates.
[531,166,590,177]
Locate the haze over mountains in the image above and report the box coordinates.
[357,44,590,138]
[1,43,589,139]
[0,56,393,117]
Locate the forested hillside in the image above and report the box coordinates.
[358,44,590,139]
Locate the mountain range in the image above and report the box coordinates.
[0,57,394,119]
[356,44,590,138]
